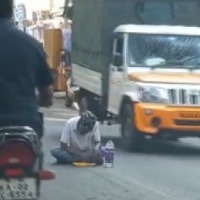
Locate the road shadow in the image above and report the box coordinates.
[102,137,200,156]
[129,138,200,156]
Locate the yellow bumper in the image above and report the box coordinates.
[134,103,200,135]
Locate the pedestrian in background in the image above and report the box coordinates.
[61,19,72,67]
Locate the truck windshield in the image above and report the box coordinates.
[128,34,200,69]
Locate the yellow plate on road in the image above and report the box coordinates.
[72,162,96,167]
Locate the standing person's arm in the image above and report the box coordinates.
[35,43,54,107]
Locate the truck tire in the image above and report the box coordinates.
[121,103,144,151]
[79,96,89,114]
[65,92,74,108]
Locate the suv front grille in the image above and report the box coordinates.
[168,89,200,105]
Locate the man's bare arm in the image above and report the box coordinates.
[60,142,83,156]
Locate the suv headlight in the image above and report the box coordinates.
[138,86,169,103]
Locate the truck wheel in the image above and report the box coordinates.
[65,93,74,108]
[121,104,144,151]
[79,96,88,114]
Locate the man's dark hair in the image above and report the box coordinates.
[0,0,13,19]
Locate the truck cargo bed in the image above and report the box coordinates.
[72,0,200,73]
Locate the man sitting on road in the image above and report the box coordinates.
[51,111,103,165]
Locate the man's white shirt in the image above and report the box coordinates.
[60,116,101,151]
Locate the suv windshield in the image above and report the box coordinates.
[128,34,200,69]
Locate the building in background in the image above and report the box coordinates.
[14,0,51,20]
[50,0,65,17]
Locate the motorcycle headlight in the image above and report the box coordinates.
[138,86,169,103]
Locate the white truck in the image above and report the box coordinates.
[72,0,200,151]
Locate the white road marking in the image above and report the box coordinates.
[45,117,67,122]
[53,112,75,116]
[44,108,78,112]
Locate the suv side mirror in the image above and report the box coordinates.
[113,54,123,68]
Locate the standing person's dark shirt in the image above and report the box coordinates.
[0,19,53,135]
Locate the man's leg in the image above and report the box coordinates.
[51,147,76,164]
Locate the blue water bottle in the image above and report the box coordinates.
[104,140,115,168]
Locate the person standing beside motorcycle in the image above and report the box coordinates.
[0,0,54,139]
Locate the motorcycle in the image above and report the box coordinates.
[0,126,55,200]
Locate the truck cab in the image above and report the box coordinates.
[107,25,200,150]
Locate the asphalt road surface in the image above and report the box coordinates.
[40,98,200,200]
